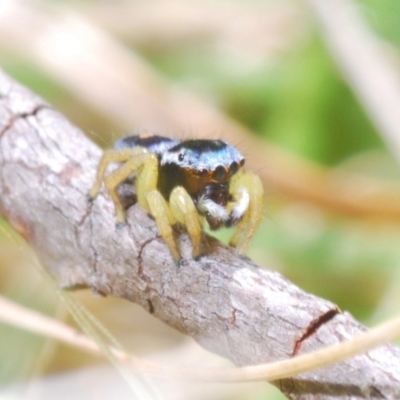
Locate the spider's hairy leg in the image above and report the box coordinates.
[229,171,264,253]
[170,187,203,260]
[146,191,180,263]
[134,151,158,213]
[103,150,157,223]
[89,147,149,200]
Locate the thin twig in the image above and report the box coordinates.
[1,294,400,384]
[305,0,400,163]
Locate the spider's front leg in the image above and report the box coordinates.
[147,185,204,263]
[228,170,264,254]
[145,191,181,263]
[169,187,203,260]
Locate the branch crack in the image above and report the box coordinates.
[293,308,340,356]
[0,104,49,139]
[137,234,162,281]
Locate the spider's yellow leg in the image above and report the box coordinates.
[170,187,203,259]
[89,147,150,199]
[135,153,159,213]
[146,191,180,262]
[103,151,158,223]
[229,171,264,253]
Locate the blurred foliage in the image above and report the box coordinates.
[148,37,385,165]
[360,0,400,47]
[1,0,400,398]
[0,53,121,143]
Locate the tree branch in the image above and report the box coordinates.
[1,70,400,399]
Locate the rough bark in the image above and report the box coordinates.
[0,69,399,399]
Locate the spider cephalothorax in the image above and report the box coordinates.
[89,133,263,263]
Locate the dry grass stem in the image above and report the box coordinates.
[1,294,399,384]
[306,0,400,163]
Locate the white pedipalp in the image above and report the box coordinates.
[197,196,230,221]
[231,186,250,220]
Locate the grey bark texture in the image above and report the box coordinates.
[0,69,399,399]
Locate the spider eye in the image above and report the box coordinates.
[240,159,245,167]
[198,169,207,177]
[230,161,239,175]
[178,152,185,162]
[212,165,226,181]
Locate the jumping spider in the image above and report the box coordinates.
[89,134,263,263]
